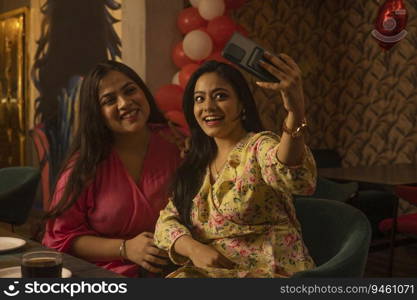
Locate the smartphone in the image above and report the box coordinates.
[221,32,279,82]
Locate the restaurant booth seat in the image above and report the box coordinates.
[378,185,417,273]
[0,167,40,231]
[380,213,417,235]
[379,185,417,235]
[292,198,371,277]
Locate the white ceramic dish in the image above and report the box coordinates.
[0,266,72,278]
[0,237,26,252]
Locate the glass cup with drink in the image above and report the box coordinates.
[21,251,63,278]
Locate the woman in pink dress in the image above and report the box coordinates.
[42,61,183,277]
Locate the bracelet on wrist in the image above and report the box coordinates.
[119,239,127,262]
[282,117,308,138]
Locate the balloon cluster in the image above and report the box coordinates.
[154,0,248,135]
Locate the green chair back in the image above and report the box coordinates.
[0,167,41,226]
[292,198,371,277]
[297,177,358,203]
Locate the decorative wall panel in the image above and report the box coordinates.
[233,0,417,166]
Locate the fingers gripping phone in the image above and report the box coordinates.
[221,32,279,83]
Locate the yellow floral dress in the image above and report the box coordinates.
[154,131,317,278]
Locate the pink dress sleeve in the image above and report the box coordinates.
[42,168,97,253]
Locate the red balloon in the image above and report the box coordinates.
[177,7,208,35]
[235,24,249,37]
[165,110,190,135]
[172,41,196,68]
[207,16,236,49]
[197,26,210,36]
[224,0,247,10]
[179,63,200,89]
[372,0,408,50]
[154,84,184,112]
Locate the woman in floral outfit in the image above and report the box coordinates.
[154,54,317,278]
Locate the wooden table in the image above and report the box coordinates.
[0,227,124,278]
[318,163,417,277]
[319,164,417,186]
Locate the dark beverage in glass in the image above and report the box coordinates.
[21,251,63,278]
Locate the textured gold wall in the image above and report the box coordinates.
[233,0,417,166]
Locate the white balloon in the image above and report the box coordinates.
[172,72,180,85]
[189,0,201,7]
[183,30,213,60]
[198,0,225,21]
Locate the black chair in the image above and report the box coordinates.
[0,167,40,231]
[292,198,371,277]
[311,149,342,168]
[312,148,397,239]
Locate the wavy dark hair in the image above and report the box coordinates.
[171,61,264,228]
[45,60,166,220]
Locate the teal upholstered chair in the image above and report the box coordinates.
[296,176,358,203]
[296,176,395,239]
[292,198,371,277]
[0,167,40,231]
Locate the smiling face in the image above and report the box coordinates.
[98,70,150,136]
[193,72,247,140]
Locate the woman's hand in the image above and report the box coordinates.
[174,235,235,269]
[125,232,169,273]
[256,52,307,165]
[189,242,235,269]
[256,52,305,118]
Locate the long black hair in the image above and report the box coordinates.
[46,60,166,219]
[171,61,264,228]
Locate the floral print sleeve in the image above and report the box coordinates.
[155,132,316,278]
[154,199,191,265]
[253,132,316,195]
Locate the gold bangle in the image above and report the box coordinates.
[282,118,308,138]
[119,239,127,262]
